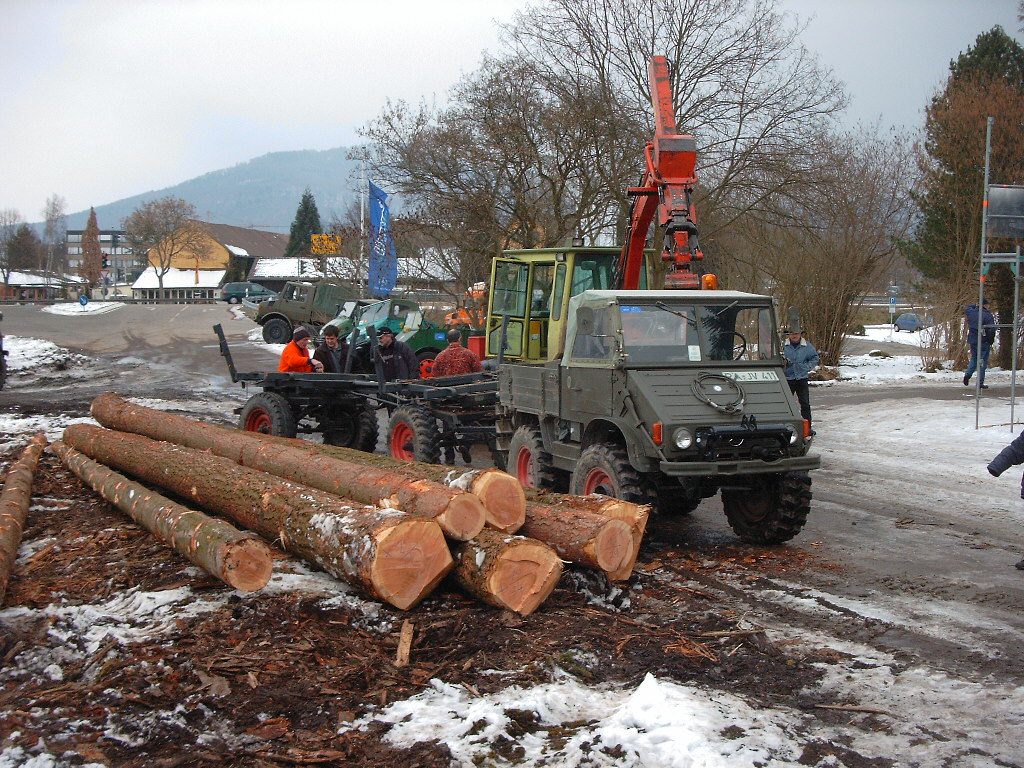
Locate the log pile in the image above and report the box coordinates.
[54,393,651,616]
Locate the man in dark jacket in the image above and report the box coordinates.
[986,431,1024,570]
[376,327,419,380]
[312,325,348,373]
[964,299,996,389]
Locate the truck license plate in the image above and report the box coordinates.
[722,370,779,382]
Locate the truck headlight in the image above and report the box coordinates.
[673,428,693,449]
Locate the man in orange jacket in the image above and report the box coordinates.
[279,327,323,372]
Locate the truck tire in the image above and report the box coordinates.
[508,425,563,491]
[387,405,441,464]
[323,406,379,453]
[262,318,291,344]
[570,443,653,505]
[239,392,297,438]
[417,349,437,379]
[721,471,811,544]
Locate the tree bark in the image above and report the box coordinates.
[62,424,453,610]
[452,529,562,616]
[51,441,272,592]
[0,433,47,605]
[520,502,633,573]
[90,393,485,541]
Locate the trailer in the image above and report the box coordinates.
[214,323,499,465]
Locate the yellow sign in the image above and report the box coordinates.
[310,234,341,254]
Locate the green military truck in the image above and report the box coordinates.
[324,297,463,378]
[252,279,362,344]
[489,247,819,544]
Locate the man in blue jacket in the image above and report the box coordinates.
[784,326,820,431]
[986,431,1024,570]
[963,298,996,389]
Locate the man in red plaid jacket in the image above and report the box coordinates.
[430,329,482,377]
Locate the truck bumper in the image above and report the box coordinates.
[658,454,820,477]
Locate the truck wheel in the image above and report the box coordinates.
[570,443,653,504]
[508,425,562,491]
[387,405,441,464]
[417,350,436,379]
[323,407,379,453]
[721,471,811,544]
[239,392,297,438]
[262,318,291,344]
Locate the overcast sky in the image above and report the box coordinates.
[1,0,1021,220]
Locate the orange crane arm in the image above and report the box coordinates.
[616,56,705,290]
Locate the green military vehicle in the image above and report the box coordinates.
[489,248,819,544]
[324,297,463,377]
[252,279,362,344]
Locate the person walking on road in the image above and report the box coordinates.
[783,324,819,431]
[279,327,323,373]
[986,431,1024,570]
[312,324,348,373]
[964,298,996,389]
[430,329,482,377]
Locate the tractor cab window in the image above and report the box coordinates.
[491,261,529,317]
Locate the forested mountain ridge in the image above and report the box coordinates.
[61,147,360,232]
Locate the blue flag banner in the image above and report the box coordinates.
[368,180,398,298]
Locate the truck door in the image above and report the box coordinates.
[487,259,557,362]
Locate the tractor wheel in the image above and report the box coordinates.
[323,406,380,453]
[239,392,297,438]
[721,471,811,544]
[262,318,291,344]
[417,349,436,379]
[387,405,441,464]
[508,425,564,491]
[569,443,653,505]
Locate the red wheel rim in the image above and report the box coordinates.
[583,467,614,496]
[515,446,535,487]
[390,422,415,461]
[420,358,435,378]
[244,409,272,434]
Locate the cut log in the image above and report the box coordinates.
[51,441,272,592]
[89,392,484,541]
[452,529,562,616]
[0,433,48,605]
[62,424,453,610]
[520,502,633,573]
[525,490,649,580]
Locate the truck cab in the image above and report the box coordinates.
[497,289,819,544]
[486,247,648,363]
[253,279,361,344]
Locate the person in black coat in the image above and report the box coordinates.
[375,327,419,380]
[312,325,348,373]
[986,431,1024,570]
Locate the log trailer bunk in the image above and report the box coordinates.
[220,56,819,543]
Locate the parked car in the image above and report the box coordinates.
[893,312,933,332]
[220,282,276,304]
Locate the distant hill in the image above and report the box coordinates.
[62,147,362,232]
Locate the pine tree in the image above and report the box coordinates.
[902,26,1024,364]
[81,207,102,287]
[282,188,323,261]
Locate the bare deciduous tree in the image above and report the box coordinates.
[725,127,915,366]
[0,209,25,287]
[42,194,67,275]
[122,197,211,290]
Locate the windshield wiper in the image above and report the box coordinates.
[655,301,698,328]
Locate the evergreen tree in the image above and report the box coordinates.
[902,26,1024,364]
[8,224,43,271]
[282,188,322,260]
[81,207,103,287]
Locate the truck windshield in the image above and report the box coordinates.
[617,303,779,364]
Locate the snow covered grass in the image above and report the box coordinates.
[41,301,125,316]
